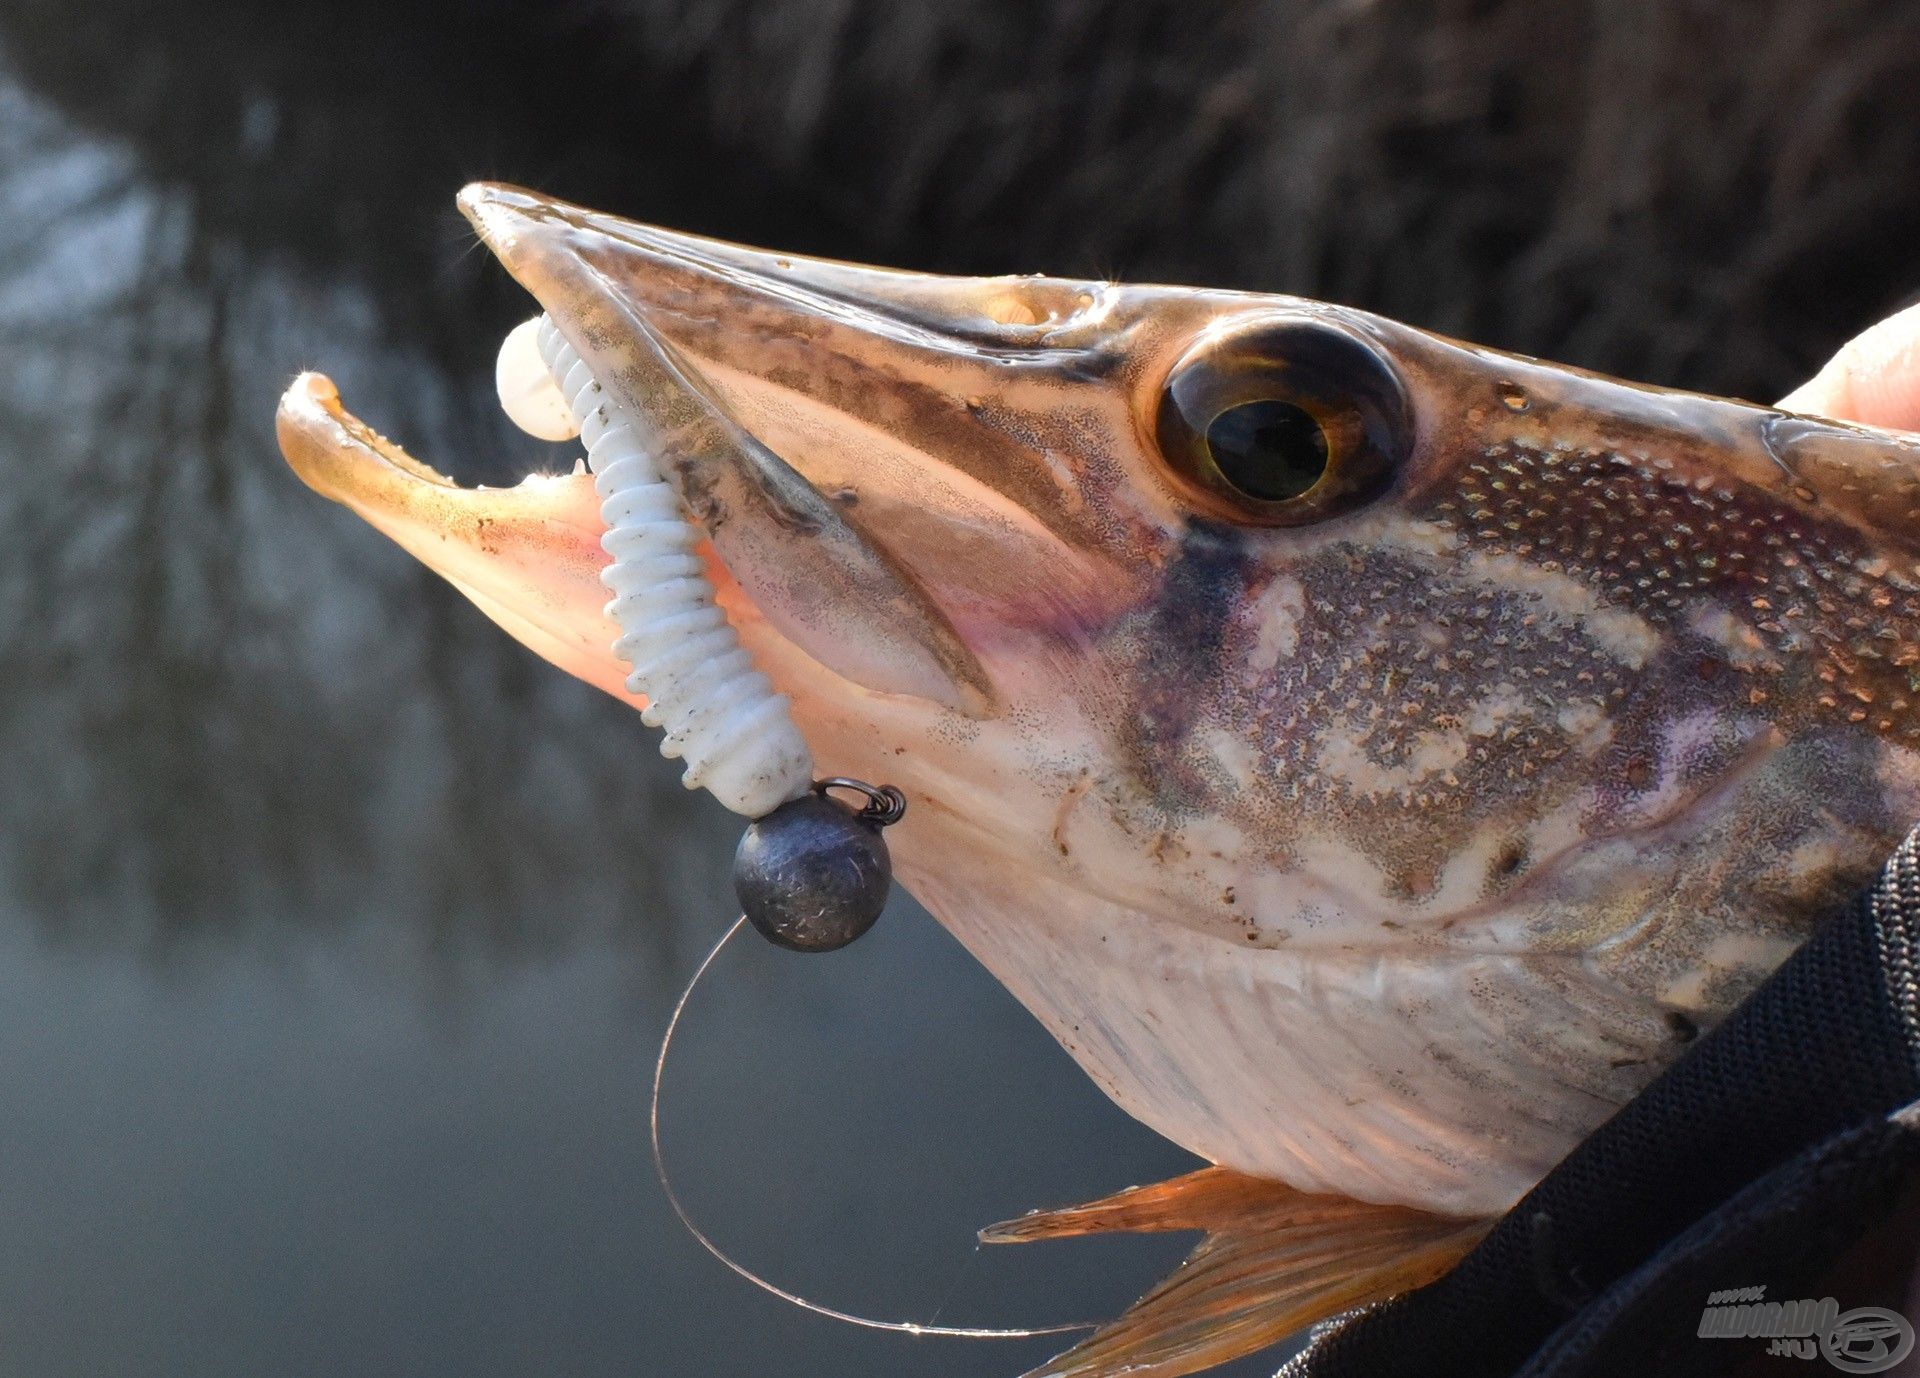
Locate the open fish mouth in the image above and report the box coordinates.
[278,182,1042,779]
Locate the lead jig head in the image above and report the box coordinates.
[495,315,906,950]
[733,779,906,952]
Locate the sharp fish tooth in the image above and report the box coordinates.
[495,316,580,442]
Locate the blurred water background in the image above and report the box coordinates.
[0,2,1915,1374]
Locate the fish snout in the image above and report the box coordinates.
[458,183,1152,708]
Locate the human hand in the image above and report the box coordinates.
[1777,302,1920,431]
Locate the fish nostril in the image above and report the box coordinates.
[980,282,1100,330]
[983,293,1043,327]
[1490,839,1528,882]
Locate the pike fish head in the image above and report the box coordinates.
[279,185,1920,1212]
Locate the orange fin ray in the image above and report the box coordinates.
[982,1168,1491,1378]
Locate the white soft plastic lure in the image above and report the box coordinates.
[497,315,812,818]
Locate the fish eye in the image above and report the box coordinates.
[1205,400,1329,501]
[1155,317,1411,525]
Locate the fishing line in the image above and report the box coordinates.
[649,916,1093,1342]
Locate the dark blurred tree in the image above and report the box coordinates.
[5,0,1914,392]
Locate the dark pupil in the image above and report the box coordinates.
[1204,400,1329,502]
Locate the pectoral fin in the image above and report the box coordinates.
[982,1167,1491,1378]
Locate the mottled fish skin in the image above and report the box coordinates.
[848,311,1920,1212]
[281,185,1920,1216]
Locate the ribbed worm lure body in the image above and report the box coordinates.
[497,315,902,951]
